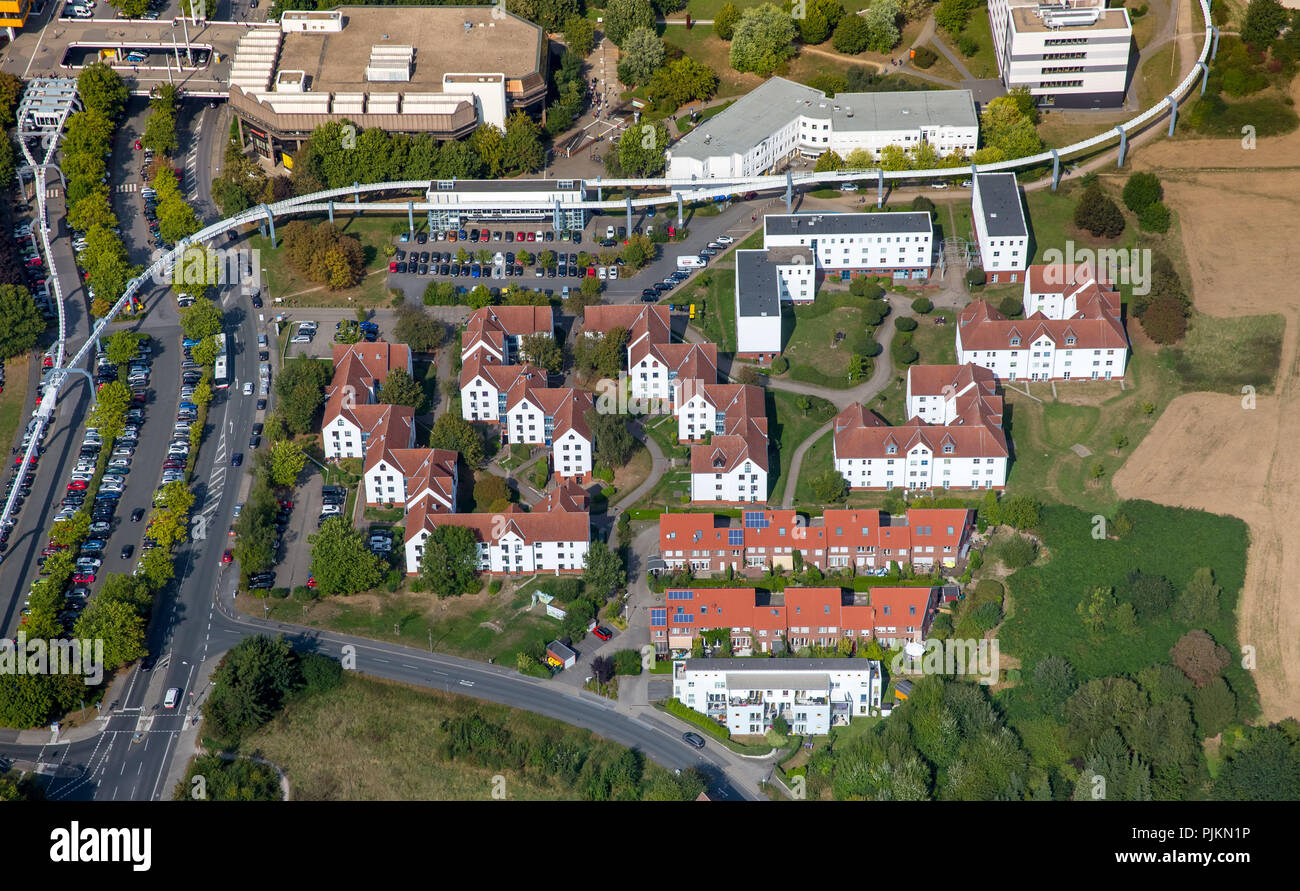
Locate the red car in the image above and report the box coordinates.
[278,499,293,510]
[515,231,525,242]
[526,232,536,242]
[67,480,88,491]
[388,261,398,272]
[221,549,233,564]
[306,575,317,588]
[133,139,142,150]
[73,572,96,584]
[592,625,613,641]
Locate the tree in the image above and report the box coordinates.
[863,0,902,53]
[617,28,665,87]
[1171,629,1230,688]
[605,0,657,46]
[587,409,635,469]
[68,188,118,233]
[1138,202,1171,234]
[814,150,845,172]
[1241,0,1289,47]
[1140,294,1188,344]
[376,367,426,413]
[0,71,22,131]
[521,332,563,375]
[276,354,331,434]
[714,1,741,39]
[573,327,627,380]
[141,102,178,156]
[583,539,627,602]
[308,518,385,596]
[730,4,796,74]
[1073,183,1126,238]
[203,635,302,743]
[811,469,848,503]
[429,411,486,467]
[1175,567,1222,626]
[474,473,511,512]
[1127,571,1173,620]
[77,63,128,118]
[1000,494,1041,529]
[935,0,975,32]
[564,14,596,56]
[1077,584,1114,634]
[1031,656,1076,714]
[268,439,307,488]
[1192,678,1236,738]
[394,305,445,353]
[1122,171,1164,213]
[618,120,669,177]
[799,7,832,45]
[1212,723,1300,800]
[419,525,482,598]
[0,285,44,360]
[980,95,1043,160]
[73,597,147,671]
[832,13,871,54]
[178,297,223,341]
[502,111,545,175]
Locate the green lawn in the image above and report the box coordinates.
[782,291,881,387]
[0,353,29,459]
[412,357,440,416]
[1169,312,1285,395]
[957,5,1001,79]
[684,267,737,353]
[644,413,690,461]
[791,427,835,506]
[1023,181,1142,266]
[938,201,974,244]
[1002,342,1184,513]
[769,389,837,502]
[251,214,405,308]
[241,673,696,800]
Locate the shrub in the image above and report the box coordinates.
[965,268,986,287]
[992,534,1037,568]
[1171,629,1230,688]
[270,587,290,599]
[912,45,937,68]
[891,338,919,365]
[299,653,344,694]
[911,297,933,314]
[291,585,315,602]
[1073,183,1125,238]
[1138,201,1171,233]
[1140,293,1188,344]
[613,649,643,675]
[770,355,789,374]
[488,579,503,595]
[895,316,918,332]
[957,33,979,56]
[1122,171,1164,213]
[850,275,885,299]
[998,296,1023,317]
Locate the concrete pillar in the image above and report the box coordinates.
[328,200,334,224]
[1115,126,1128,167]
[676,192,684,229]
[784,170,793,214]
[626,195,633,234]
[1212,26,1220,60]
[407,201,415,239]
[877,169,884,209]
[1050,150,1061,191]
[354,182,360,206]
[1199,61,1210,96]
[1166,94,1177,137]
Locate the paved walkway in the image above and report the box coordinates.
[613,418,670,514]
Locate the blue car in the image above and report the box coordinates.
[457,230,468,241]
[231,453,243,467]
[179,402,196,411]
[182,338,200,348]
[471,266,481,278]
[82,539,107,551]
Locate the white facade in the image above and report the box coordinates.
[461,373,505,422]
[736,310,782,356]
[971,173,1029,283]
[834,445,1007,491]
[324,414,365,460]
[365,460,408,505]
[552,428,593,479]
[957,338,1128,381]
[504,395,546,445]
[672,659,884,735]
[677,391,721,442]
[989,0,1133,108]
[764,212,935,279]
[691,462,768,504]
[404,526,589,575]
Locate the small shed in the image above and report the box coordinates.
[940,585,962,603]
[893,679,914,702]
[546,640,577,670]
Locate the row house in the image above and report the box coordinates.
[321,341,413,460]
[677,384,770,504]
[832,365,1009,491]
[1022,262,1120,321]
[363,446,458,510]
[459,356,545,423]
[651,585,939,656]
[955,299,1129,382]
[672,658,884,735]
[581,304,721,408]
[460,305,553,366]
[403,480,590,575]
[658,507,975,575]
[503,376,595,481]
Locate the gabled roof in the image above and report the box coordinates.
[956,299,1128,351]
[583,304,670,350]
[323,341,411,425]
[459,352,546,392]
[405,501,590,546]
[461,305,553,360]
[907,362,998,400]
[834,378,1007,460]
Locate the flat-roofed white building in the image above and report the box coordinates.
[763,211,935,282]
[971,173,1030,283]
[989,0,1133,108]
[666,77,979,181]
[672,658,884,735]
[425,178,587,231]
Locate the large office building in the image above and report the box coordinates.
[666,77,979,181]
[988,0,1134,107]
[228,7,548,161]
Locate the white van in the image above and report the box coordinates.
[163,687,181,708]
[676,256,707,269]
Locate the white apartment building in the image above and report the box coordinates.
[672,658,884,735]
[763,211,935,281]
[734,250,785,358]
[666,77,979,180]
[690,439,769,504]
[988,0,1133,108]
[403,503,590,575]
[971,173,1030,283]
[503,385,595,481]
[363,447,458,510]
[905,363,1000,425]
[955,298,1129,381]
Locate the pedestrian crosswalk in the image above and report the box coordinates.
[115,182,141,194]
[45,188,60,198]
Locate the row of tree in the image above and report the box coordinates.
[280,220,366,291]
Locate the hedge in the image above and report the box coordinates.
[664,698,731,740]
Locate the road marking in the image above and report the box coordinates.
[458,680,474,687]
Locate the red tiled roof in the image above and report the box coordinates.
[323,341,411,425]
[405,502,589,546]
[956,299,1127,351]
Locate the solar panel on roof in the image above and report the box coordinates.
[668,590,694,600]
[728,529,744,546]
[650,609,666,627]
[743,511,769,529]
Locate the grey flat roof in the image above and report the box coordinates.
[975,173,1028,238]
[765,211,933,238]
[671,76,977,163]
[724,672,831,690]
[682,658,877,672]
[735,251,781,319]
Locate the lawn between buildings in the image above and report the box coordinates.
[250,214,406,308]
[241,671,695,800]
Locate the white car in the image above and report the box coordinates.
[109,458,130,468]
[605,225,615,239]
[717,235,734,244]
[242,381,253,396]
[608,266,618,280]
[597,267,607,280]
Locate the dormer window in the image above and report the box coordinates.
[943,443,954,454]
[886,444,897,455]
[1009,337,1021,346]
[1066,337,1076,345]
